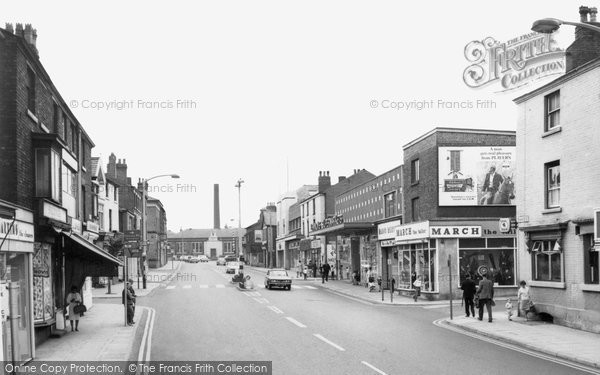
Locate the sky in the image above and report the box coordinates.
[2,1,580,231]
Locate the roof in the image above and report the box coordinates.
[402,127,516,150]
[167,228,246,239]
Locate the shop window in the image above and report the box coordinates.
[545,90,560,131]
[397,243,436,292]
[35,148,61,202]
[583,234,599,284]
[460,238,486,248]
[545,161,560,208]
[532,239,562,282]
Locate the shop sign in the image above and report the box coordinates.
[378,220,401,240]
[594,208,600,242]
[289,241,299,250]
[42,201,67,223]
[380,239,396,247]
[0,217,34,243]
[254,230,264,242]
[86,221,100,233]
[71,218,82,235]
[326,244,336,264]
[395,221,429,242]
[311,239,321,249]
[499,218,511,233]
[430,226,482,238]
[311,214,343,231]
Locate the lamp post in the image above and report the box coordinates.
[532,18,600,34]
[235,179,244,261]
[141,174,180,289]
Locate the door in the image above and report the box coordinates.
[350,237,361,277]
[210,248,216,259]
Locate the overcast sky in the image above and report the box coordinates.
[3,1,579,231]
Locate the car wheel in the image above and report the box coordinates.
[268,283,272,290]
[286,285,291,291]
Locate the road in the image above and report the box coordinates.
[136,261,592,375]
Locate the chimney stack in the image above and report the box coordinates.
[107,153,117,178]
[213,184,220,229]
[338,176,346,183]
[318,170,331,193]
[5,23,14,34]
[566,5,600,72]
[116,158,128,184]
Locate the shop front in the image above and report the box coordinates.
[0,202,35,365]
[377,220,401,285]
[395,221,436,297]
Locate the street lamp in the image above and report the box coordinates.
[141,173,180,288]
[235,179,244,262]
[532,18,600,34]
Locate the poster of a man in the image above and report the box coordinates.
[480,165,504,205]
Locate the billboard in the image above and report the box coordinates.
[438,146,515,206]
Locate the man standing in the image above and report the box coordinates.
[481,166,504,205]
[460,274,477,318]
[122,280,136,326]
[477,271,495,322]
[322,262,331,283]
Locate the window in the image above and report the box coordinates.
[584,234,599,284]
[71,124,78,156]
[532,239,562,282]
[53,104,60,132]
[312,199,316,216]
[35,148,61,202]
[26,67,36,113]
[98,204,104,231]
[62,114,68,142]
[82,185,87,220]
[384,192,396,218]
[411,197,420,221]
[411,159,420,183]
[545,90,560,131]
[546,161,560,208]
[62,166,77,196]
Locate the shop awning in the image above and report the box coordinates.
[63,232,123,267]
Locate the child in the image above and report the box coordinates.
[505,298,514,321]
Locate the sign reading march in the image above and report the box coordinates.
[439,146,516,206]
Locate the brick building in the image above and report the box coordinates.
[513,6,600,333]
[146,196,167,268]
[167,228,244,260]
[392,128,516,300]
[0,23,121,358]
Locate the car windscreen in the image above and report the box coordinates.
[269,270,288,277]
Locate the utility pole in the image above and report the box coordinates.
[235,179,244,260]
[449,255,453,320]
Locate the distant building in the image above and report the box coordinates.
[244,205,277,267]
[146,196,167,268]
[167,228,245,259]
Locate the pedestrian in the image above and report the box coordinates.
[517,280,531,317]
[297,260,302,278]
[476,271,494,322]
[345,266,350,280]
[122,280,136,326]
[127,278,137,323]
[66,285,82,332]
[321,262,331,283]
[460,274,477,318]
[303,265,308,280]
[312,261,317,279]
[366,267,372,288]
[505,298,514,321]
[412,275,422,302]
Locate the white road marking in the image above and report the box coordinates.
[182,285,191,289]
[291,285,303,289]
[313,334,345,351]
[165,285,176,290]
[433,319,600,375]
[285,317,306,328]
[267,306,284,314]
[198,285,209,288]
[136,307,156,373]
[215,284,225,288]
[253,297,269,304]
[304,286,317,289]
[361,361,388,375]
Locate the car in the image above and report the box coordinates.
[264,269,292,290]
[188,256,200,263]
[224,255,237,263]
[198,255,209,263]
[225,261,240,274]
[216,257,226,266]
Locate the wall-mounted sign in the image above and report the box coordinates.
[0,218,34,243]
[86,221,100,234]
[380,240,397,247]
[71,218,82,235]
[254,230,263,242]
[430,226,482,238]
[438,146,516,206]
[395,221,429,242]
[378,220,401,241]
[311,239,321,249]
[311,215,344,231]
[41,201,67,223]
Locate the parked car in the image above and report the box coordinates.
[264,269,292,290]
[198,255,209,262]
[188,256,200,263]
[226,261,240,274]
[216,257,226,266]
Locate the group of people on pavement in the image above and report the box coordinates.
[295,260,337,282]
[460,271,532,322]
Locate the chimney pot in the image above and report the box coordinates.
[5,23,13,34]
[327,171,330,176]
[580,6,590,22]
[591,7,598,22]
[15,23,23,36]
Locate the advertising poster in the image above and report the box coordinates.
[438,146,516,206]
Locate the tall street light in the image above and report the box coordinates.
[141,173,180,288]
[532,18,600,34]
[235,179,244,261]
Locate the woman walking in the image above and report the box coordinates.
[66,285,82,332]
[517,280,531,317]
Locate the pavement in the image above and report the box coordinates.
[34,261,182,361]
[247,265,600,370]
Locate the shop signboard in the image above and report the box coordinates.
[0,217,34,243]
[311,239,321,249]
[71,218,82,235]
[438,146,516,206]
[430,226,482,238]
[395,221,429,242]
[378,220,401,241]
[41,200,67,223]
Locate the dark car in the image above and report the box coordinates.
[264,269,292,290]
[216,257,226,266]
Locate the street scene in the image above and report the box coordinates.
[1,2,600,375]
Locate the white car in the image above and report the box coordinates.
[226,261,241,274]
